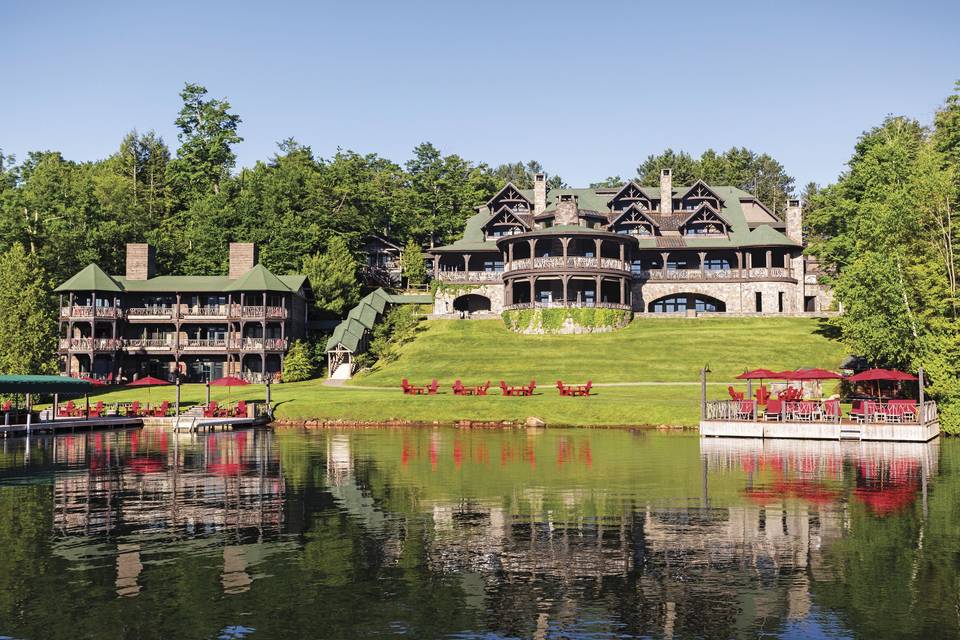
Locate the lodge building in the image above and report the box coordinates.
[55,243,308,382]
[429,170,832,316]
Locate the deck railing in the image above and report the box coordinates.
[123,338,174,350]
[59,338,121,351]
[125,306,176,318]
[704,399,938,426]
[504,257,631,273]
[638,267,793,281]
[181,305,231,318]
[437,271,502,283]
[60,306,123,319]
[181,339,227,349]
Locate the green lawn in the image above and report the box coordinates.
[79,316,847,428]
[357,316,847,385]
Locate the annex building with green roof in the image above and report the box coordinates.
[55,243,310,383]
[428,169,832,317]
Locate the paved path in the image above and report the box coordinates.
[323,379,726,390]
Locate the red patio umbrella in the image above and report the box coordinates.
[736,369,782,380]
[209,375,249,399]
[80,377,106,386]
[785,368,843,380]
[126,375,171,405]
[848,369,918,400]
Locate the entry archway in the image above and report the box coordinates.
[453,294,492,313]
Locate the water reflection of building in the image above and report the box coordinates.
[404,437,940,638]
[19,428,287,598]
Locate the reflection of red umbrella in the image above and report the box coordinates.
[854,484,918,515]
[127,456,163,474]
[207,462,243,476]
[126,375,171,405]
[210,376,249,399]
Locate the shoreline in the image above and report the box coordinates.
[272,418,694,431]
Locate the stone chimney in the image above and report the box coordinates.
[554,194,579,226]
[785,199,803,244]
[229,242,259,279]
[533,172,547,215]
[125,243,156,280]
[660,169,673,214]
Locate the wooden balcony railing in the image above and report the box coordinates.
[233,337,288,351]
[123,338,174,350]
[637,267,793,281]
[504,257,631,274]
[437,271,502,283]
[181,305,231,318]
[58,338,121,351]
[60,306,123,319]
[126,306,176,318]
[181,339,227,349]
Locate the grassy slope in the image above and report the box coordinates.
[82,317,847,428]
[357,317,846,385]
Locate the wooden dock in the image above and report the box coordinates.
[0,416,144,437]
[699,418,940,442]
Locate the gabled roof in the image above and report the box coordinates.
[608,203,661,229]
[674,179,724,204]
[365,234,404,251]
[607,180,657,207]
[325,287,431,353]
[677,202,731,229]
[225,264,294,292]
[482,205,532,231]
[486,182,532,208]
[54,264,122,293]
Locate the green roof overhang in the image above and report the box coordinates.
[0,375,94,394]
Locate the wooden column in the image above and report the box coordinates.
[432,255,440,278]
[507,243,514,265]
[698,251,707,278]
[529,276,536,303]
[561,238,569,266]
[619,242,625,265]
[736,251,743,279]
[562,276,569,304]
[660,252,670,279]
[463,254,471,272]
[595,275,602,303]
[619,278,626,305]
[765,249,772,269]
[594,238,602,260]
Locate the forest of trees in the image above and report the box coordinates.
[9,79,960,429]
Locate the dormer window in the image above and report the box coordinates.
[607,181,654,212]
[678,204,730,237]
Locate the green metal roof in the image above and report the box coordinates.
[225,264,293,292]
[58,267,307,296]
[0,375,94,394]
[325,288,433,353]
[435,184,796,252]
[54,264,122,293]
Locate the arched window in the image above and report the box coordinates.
[648,294,725,313]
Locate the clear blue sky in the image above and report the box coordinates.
[3,0,959,190]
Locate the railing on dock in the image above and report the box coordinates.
[704,399,939,426]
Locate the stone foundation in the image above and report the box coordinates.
[433,283,505,315]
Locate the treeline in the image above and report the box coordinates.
[806,81,960,431]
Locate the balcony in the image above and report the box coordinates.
[637,267,793,282]
[504,257,631,274]
[437,271,502,284]
[181,338,228,350]
[60,306,122,320]
[180,305,232,320]
[58,338,121,352]
[125,306,176,320]
[233,337,289,351]
[239,306,287,320]
[123,338,174,352]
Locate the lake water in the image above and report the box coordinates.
[0,426,953,639]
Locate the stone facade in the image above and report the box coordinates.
[125,243,156,280]
[229,243,259,279]
[434,283,506,316]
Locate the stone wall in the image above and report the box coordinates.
[633,279,806,314]
[433,283,505,315]
[125,243,156,280]
[229,243,259,279]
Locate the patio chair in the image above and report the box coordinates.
[427,379,439,395]
[59,400,75,417]
[154,401,169,417]
[763,399,783,421]
[580,380,593,397]
[476,381,490,396]
[526,380,537,396]
[203,402,219,418]
[556,381,569,396]
[234,400,247,417]
[452,380,465,396]
[849,399,865,423]
[824,399,841,423]
[89,401,104,418]
[499,381,511,396]
[401,379,420,395]
[755,386,770,405]
[735,400,755,420]
[127,401,141,417]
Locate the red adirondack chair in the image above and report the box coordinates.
[203,402,219,418]
[59,400,75,417]
[234,400,247,417]
[153,401,169,417]
[127,401,141,417]
[89,401,104,418]
[401,379,425,395]
[824,399,842,423]
[452,380,466,396]
[426,379,439,395]
[476,381,490,396]
[578,381,593,397]
[556,381,570,396]
[764,399,783,421]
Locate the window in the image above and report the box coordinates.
[667,258,690,271]
[694,298,720,312]
[778,291,785,313]
[755,292,763,312]
[536,290,553,303]
[652,297,687,313]
[650,295,725,313]
[483,260,504,272]
[703,258,731,271]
